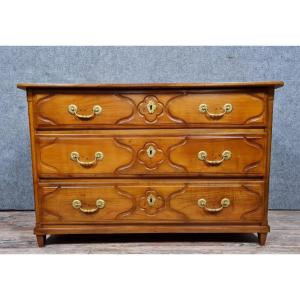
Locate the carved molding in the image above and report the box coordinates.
[114,138,136,174]
[166,138,189,172]
[244,92,266,124]
[36,94,57,125]
[115,185,137,219]
[115,186,190,219]
[139,189,165,215]
[115,94,137,125]
[138,95,164,123]
[240,184,263,220]
[137,142,165,170]
[165,94,189,124]
[38,137,60,173]
[243,137,265,172]
[40,186,63,221]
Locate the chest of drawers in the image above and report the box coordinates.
[18,81,284,247]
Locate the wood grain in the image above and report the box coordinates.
[38,179,265,224]
[17,81,284,90]
[35,131,267,177]
[17,82,283,247]
[32,91,268,128]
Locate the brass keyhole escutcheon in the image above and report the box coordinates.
[146,100,157,114]
[146,145,156,158]
[147,194,156,207]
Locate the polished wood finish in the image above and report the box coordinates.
[39,179,265,224]
[17,81,284,90]
[18,81,283,247]
[36,130,267,177]
[32,91,268,128]
[258,233,268,246]
[36,234,46,247]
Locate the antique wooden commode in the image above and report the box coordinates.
[18,81,284,247]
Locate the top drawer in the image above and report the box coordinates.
[32,90,268,129]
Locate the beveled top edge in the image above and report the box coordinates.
[17,81,284,90]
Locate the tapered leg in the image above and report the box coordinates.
[36,235,46,247]
[258,233,267,246]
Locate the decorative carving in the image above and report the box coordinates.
[165,94,188,124]
[244,93,266,124]
[38,137,60,173]
[36,94,57,125]
[114,138,136,174]
[243,137,265,172]
[116,186,189,219]
[40,186,63,221]
[138,95,164,123]
[115,94,137,125]
[115,185,137,219]
[139,190,165,215]
[137,142,164,170]
[240,184,263,220]
[166,138,189,172]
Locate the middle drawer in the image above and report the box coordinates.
[36,129,266,177]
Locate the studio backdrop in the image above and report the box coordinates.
[0,46,299,209]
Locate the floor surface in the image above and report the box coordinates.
[0,210,299,254]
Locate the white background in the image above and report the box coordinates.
[0,0,299,299]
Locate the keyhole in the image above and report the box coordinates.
[147,194,156,206]
[147,145,156,158]
[149,104,153,111]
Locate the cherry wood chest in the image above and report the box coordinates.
[18,81,284,247]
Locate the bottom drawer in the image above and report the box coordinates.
[39,179,265,224]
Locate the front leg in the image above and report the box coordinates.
[36,235,46,247]
[258,233,268,246]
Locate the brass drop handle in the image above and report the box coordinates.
[198,198,230,212]
[72,199,105,213]
[198,150,231,166]
[70,151,104,168]
[199,103,232,120]
[68,104,102,120]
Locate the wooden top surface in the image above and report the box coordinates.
[17,81,284,90]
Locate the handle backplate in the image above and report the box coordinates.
[70,151,104,168]
[199,103,232,120]
[198,150,231,166]
[72,199,105,213]
[197,198,230,212]
[68,104,102,120]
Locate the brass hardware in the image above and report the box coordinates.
[146,100,157,114]
[197,198,230,212]
[198,150,231,166]
[199,103,232,119]
[70,151,104,168]
[146,145,156,158]
[68,104,102,120]
[147,194,156,206]
[72,199,105,213]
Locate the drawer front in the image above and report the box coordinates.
[33,90,267,128]
[39,180,265,224]
[36,130,266,177]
